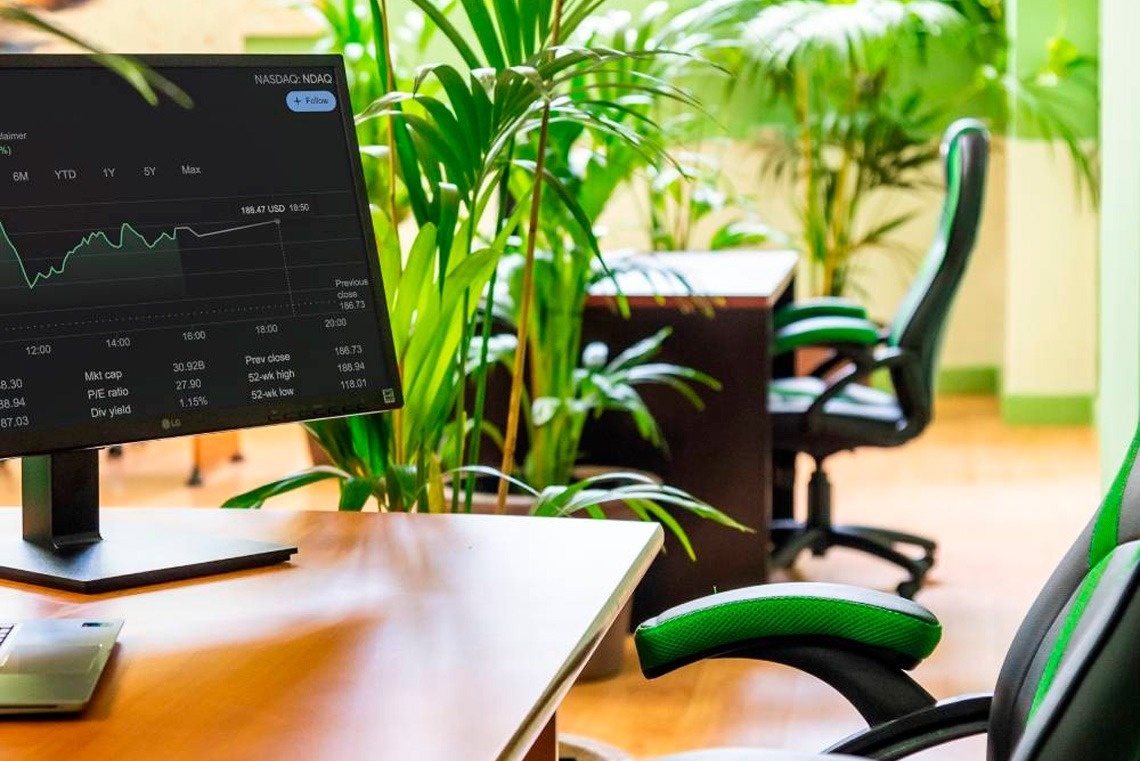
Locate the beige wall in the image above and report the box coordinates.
[1099,0,1140,481]
[11,0,313,52]
[598,132,1099,400]
[1003,142,1099,396]
[597,136,1009,370]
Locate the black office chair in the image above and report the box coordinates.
[633,424,1140,761]
[768,119,990,597]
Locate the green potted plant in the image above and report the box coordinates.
[226,0,635,511]
[224,0,748,537]
[644,144,782,253]
[467,1,779,496]
[224,0,753,683]
[722,0,1096,298]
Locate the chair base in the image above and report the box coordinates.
[770,519,936,598]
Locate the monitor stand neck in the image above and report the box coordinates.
[22,450,102,550]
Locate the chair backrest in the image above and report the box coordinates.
[1007,540,1140,761]
[887,120,989,431]
[990,427,1140,761]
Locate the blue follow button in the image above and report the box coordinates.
[286,90,337,113]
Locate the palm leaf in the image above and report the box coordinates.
[605,327,671,371]
[511,158,601,257]
[458,0,508,68]
[339,477,376,511]
[0,5,190,107]
[402,0,482,68]
[222,466,350,509]
[364,0,433,225]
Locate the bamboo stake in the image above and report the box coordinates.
[496,0,565,513]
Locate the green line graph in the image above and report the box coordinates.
[0,219,282,291]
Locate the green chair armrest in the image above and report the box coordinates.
[773,297,867,330]
[773,316,881,356]
[634,582,942,679]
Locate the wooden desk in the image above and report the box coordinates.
[582,250,797,619]
[0,509,662,761]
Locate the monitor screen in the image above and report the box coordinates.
[0,55,402,460]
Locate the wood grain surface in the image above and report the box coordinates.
[0,509,662,761]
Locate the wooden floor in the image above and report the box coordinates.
[0,395,1100,760]
[561,395,1099,760]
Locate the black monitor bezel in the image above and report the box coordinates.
[0,54,403,459]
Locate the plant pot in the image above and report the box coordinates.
[445,467,659,681]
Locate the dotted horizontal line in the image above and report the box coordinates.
[2,300,336,331]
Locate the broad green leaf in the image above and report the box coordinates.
[512,159,601,257]
[459,0,507,68]
[339,477,374,511]
[365,0,432,225]
[373,212,402,310]
[435,183,461,278]
[492,0,524,64]
[428,65,484,161]
[581,341,608,369]
[403,0,482,68]
[222,466,349,509]
[606,327,670,371]
[710,220,785,250]
[390,224,438,355]
[451,465,541,498]
[532,396,563,427]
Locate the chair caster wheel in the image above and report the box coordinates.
[897,580,921,599]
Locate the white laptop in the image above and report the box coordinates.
[0,619,122,713]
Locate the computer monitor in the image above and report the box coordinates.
[0,55,402,593]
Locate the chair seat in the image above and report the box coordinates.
[770,377,906,452]
[771,376,899,412]
[652,750,866,761]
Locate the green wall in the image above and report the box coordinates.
[1001,0,1099,426]
[1010,0,1098,139]
[1098,0,1140,485]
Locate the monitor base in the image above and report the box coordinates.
[0,522,296,594]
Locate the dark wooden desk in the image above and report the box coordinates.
[582,250,797,619]
[0,509,662,761]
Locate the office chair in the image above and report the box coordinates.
[768,119,990,597]
[634,424,1140,761]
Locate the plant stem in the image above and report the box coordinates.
[794,66,819,295]
[496,0,564,512]
[826,93,858,298]
[450,291,470,513]
[361,0,406,467]
[448,192,485,512]
[465,163,515,511]
[371,0,402,248]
